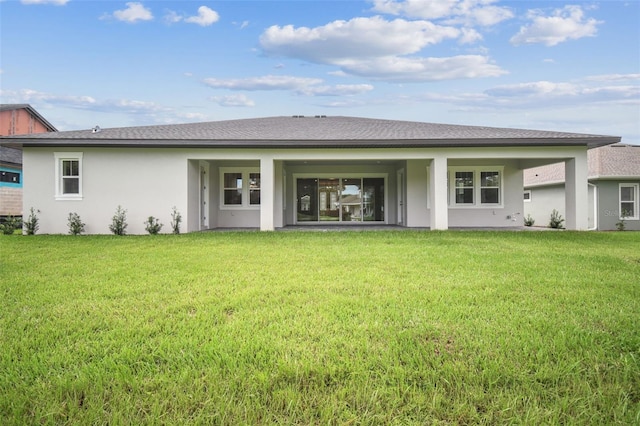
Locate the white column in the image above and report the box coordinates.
[565,151,589,230]
[260,157,275,231]
[429,156,448,230]
[405,159,429,227]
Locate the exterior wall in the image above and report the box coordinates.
[524,184,566,228]
[210,160,260,228]
[596,180,640,231]
[0,109,52,136]
[0,187,22,216]
[22,145,589,233]
[447,160,524,228]
[0,165,23,216]
[24,148,189,234]
[525,180,640,231]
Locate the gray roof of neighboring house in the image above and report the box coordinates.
[0,104,58,133]
[524,144,640,187]
[0,146,22,167]
[0,116,620,149]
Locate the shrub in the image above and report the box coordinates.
[67,212,86,235]
[0,216,20,235]
[548,209,565,229]
[109,206,128,236]
[144,216,163,235]
[524,214,535,227]
[170,207,182,234]
[24,208,40,235]
[615,210,631,231]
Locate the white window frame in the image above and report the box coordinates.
[524,190,532,202]
[448,166,504,208]
[219,168,260,210]
[54,152,83,200]
[619,183,639,220]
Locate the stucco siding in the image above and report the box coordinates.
[24,148,189,234]
[596,180,640,231]
[447,160,524,228]
[524,184,565,228]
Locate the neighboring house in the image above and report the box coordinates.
[0,104,57,218]
[0,116,620,234]
[524,144,640,231]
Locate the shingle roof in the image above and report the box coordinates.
[0,116,620,149]
[0,104,58,133]
[0,146,22,167]
[524,144,640,186]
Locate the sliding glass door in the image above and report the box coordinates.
[296,176,385,223]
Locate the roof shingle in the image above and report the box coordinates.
[0,116,620,149]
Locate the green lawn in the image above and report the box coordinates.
[1,231,639,425]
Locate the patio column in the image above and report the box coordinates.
[430,156,448,230]
[260,157,275,231]
[406,159,429,227]
[565,151,589,230]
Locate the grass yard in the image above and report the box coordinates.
[1,231,639,425]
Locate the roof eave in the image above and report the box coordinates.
[3,136,622,149]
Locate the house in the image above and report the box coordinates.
[0,116,620,234]
[524,144,640,230]
[0,104,58,219]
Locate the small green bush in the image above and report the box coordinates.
[24,208,40,235]
[0,216,20,235]
[524,214,535,227]
[109,206,128,236]
[67,212,86,235]
[548,209,565,229]
[144,216,163,235]
[170,207,182,234]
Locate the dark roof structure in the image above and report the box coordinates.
[524,144,640,186]
[1,116,620,149]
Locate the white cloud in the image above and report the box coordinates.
[416,76,640,110]
[203,75,323,91]
[298,84,374,96]
[165,6,220,26]
[371,0,513,26]
[203,75,374,97]
[259,15,508,82]
[260,16,460,63]
[584,73,640,82]
[110,2,153,24]
[0,89,170,114]
[21,0,69,5]
[510,5,601,46]
[337,55,507,82]
[184,6,219,26]
[210,94,255,107]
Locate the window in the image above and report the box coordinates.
[524,190,532,202]
[0,171,20,184]
[220,168,260,208]
[619,183,639,220]
[481,171,500,204]
[449,167,503,207]
[55,152,83,200]
[454,171,474,204]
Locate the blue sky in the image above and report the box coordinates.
[1,0,638,144]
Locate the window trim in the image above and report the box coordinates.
[619,183,639,220]
[219,168,260,210]
[54,152,83,200]
[448,166,504,208]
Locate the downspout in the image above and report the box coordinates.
[588,183,598,231]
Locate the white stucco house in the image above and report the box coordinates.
[0,116,620,234]
[524,144,640,231]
